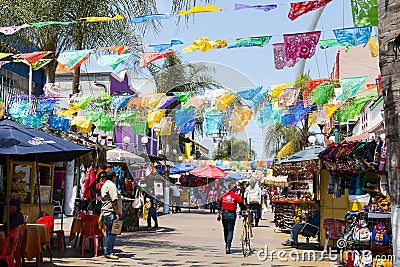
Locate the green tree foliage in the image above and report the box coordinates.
[264,73,311,159]
[213,137,255,161]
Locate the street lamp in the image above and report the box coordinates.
[308,135,317,146]
[158,149,170,214]
[141,136,149,154]
[123,136,130,150]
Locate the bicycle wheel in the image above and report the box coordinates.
[247,224,252,254]
[242,224,251,257]
[241,224,247,256]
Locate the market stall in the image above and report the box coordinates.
[0,120,91,225]
[318,138,392,266]
[272,146,325,235]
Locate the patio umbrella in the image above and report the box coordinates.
[170,163,196,174]
[0,120,92,162]
[189,164,227,178]
[106,148,144,163]
[227,172,242,180]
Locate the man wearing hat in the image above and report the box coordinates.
[101,170,122,260]
[0,199,25,234]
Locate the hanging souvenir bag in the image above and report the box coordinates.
[371,222,389,247]
[362,172,380,193]
[378,142,387,172]
[352,220,371,244]
[132,189,144,209]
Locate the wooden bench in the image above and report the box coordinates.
[170,205,199,213]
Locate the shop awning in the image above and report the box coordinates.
[0,120,92,162]
[277,145,325,164]
[170,163,196,174]
[106,148,145,163]
[345,132,370,142]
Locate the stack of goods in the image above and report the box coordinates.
[273,201,317,231]
[272,160,318,176]
[340,211,392,267]
[319,138,390,212]
[11,171,28,201]
[287,172,314,201]
[273,202,295,230]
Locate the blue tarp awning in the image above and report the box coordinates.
[277,145,325,164]
[170,163,196,174]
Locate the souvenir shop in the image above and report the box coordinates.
[319,137,392,267]
[272,146,324,232]
[77,149,147,230]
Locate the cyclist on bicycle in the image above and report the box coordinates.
[217,184,244,254]
[244,180,262,227]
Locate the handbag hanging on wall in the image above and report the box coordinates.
[362,172,380,193]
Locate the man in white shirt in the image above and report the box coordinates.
[101,170,122,260]
[170,182,182,213]
[245,180,262,226]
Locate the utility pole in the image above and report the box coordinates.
[249,138,252,160]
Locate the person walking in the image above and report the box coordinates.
[217,184,243,254]
[245,180,262,227]
[101,170,122,260]
[145,193,159,230]
[207,186,218,214]
[170,182,182,213]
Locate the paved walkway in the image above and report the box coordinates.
[29,210,340,267]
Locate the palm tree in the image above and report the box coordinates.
[264,124,303,159]
[0,0,212,93]
[213,137,255,161]
[263,73,311,159]
[378,0,400,261]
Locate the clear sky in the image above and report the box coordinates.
[135,0,355,160]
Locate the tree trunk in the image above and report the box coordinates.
[45,60,58,83]
[72,40,82,94]
[378,0,400,264]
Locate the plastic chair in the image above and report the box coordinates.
[36,215,66,253]
[35,216,53,263]
[81,215,104,257]
[323,219,345,251]
[0,224,22,267]
[15,223,27,267]
[297,223,320,248]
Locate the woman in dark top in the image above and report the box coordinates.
[0,199,25,235]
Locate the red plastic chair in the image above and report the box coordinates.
[35,216,53,264]
[0,224,22,267]
[15,223,26,267]
[36,215,66,253]
[81,215,104,257]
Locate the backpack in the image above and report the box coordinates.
[248,188,260,204]
[371,222,389,246]
[352,220,371,243]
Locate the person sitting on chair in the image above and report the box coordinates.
[282,202,320,246]
[0,199,25,235]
